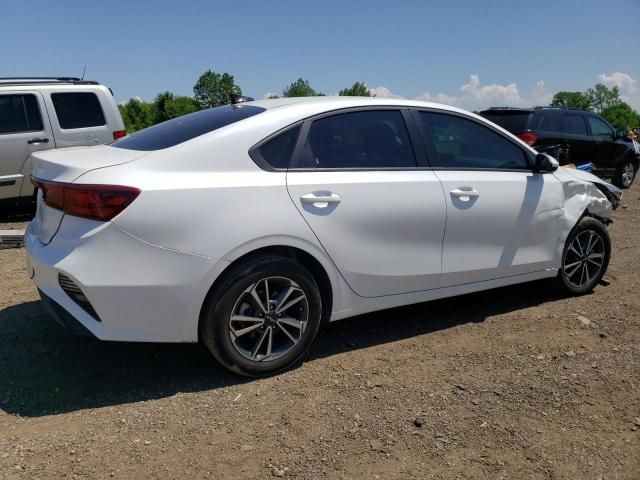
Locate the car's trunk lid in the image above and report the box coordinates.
[30,145,148,244]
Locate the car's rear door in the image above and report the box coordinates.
[0,92,55,200]
[561,113,592,165]
[285,108,447,298]
[414,109,564,288]
[586,115,617,174]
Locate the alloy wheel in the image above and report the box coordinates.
[562,229,606,288]
[228,276,308,362]
[621,163,634,187]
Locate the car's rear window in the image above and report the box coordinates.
[51,92,106,129]
[113,104,266,151]
[480,112,531,134]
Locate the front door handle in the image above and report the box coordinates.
[450,188,480,199]
[27,138,49,145]
[300,192,342,207]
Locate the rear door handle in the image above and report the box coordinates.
[27,138,49,144]
[300,192,342,206]
[450,188,480,198]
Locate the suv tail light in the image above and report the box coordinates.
[31,178,140,221]
[517,132,538,146]
[113,130,127,141]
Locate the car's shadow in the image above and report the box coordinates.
[0,281,563,417]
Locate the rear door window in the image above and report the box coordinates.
[51,92,106,129]
[0,94,44,134]
[254,125,301,169]
[562,115,588,136]
[113,104,265,151]
[294,110,416,169]
[418,111,528,170]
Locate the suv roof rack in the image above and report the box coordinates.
[0,77,100,86]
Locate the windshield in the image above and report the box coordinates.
[480,112,531,134]
[113,104,265,151]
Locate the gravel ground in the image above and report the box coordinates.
[0,184,639,479]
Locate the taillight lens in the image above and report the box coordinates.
[517,132,538,146]
[113,130,127,140]
[31,177,140,221]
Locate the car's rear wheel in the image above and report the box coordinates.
[613,160,635,188]
[554,217,611,295]
[200,255,322,377]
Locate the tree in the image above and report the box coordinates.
[601,102,640,129]
[152,92,198,124]
[282,78,324,97]
[118,98,154,133]
[587,83,621,115]
[193,70,242,109]
[550,91,591,111]
[339,81,372,97]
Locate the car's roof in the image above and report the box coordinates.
[245,95,474,116]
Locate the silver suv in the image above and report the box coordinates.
[0,77,125,207]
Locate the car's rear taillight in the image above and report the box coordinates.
[517,132,538,146]
[113,130,127,140]
[31,177,140,221]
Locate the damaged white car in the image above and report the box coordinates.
[25,97,622,376]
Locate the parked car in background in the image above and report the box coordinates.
[25,97,621,377]
[480,106,639,188]
[0,77,125,209]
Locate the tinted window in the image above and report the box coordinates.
[480,112,531,133]
[588,116,613,140]
[419,111,528,169]
[296,110,415,169]
[51,92,106,129]
[563,115,588,136]
[0,94,43,134]
[258,125,301,169]
[538,114,562,132]
[114,104,265,151]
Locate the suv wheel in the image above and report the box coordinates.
[614,160,635,188]
[554,217,611,295]
[200,255,322,377]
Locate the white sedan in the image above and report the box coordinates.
[25,96,621,376]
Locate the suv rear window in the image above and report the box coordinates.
[51,92,106,129]
[114,104,265,151]
[0,94,43,133]
[479,111,531,134]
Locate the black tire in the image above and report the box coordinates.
[554,216,611,295]
[200,255,322,377]
[613,159,636,189]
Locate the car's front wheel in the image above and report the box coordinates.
[200,255,323,377]
[555,217,611,295]
[613,159,635,188]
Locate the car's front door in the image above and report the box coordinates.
[285,108,447,298]
[0,92,54,201]
[414,110,565,288]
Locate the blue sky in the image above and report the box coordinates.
[1,0,639,110]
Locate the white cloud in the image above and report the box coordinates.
[597,72,637,95]
[368,86,404,99]
[414,90,460,106]
[263,92,279,99]
[460,74,521,106]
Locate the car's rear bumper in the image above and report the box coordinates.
[25,217,229,342]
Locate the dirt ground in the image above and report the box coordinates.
[0,184,639,480]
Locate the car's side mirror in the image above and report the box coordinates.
[615,128,627,139]
[533,153,559,173]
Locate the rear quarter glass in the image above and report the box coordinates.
[480,112,532,134]
[112,104,265,151]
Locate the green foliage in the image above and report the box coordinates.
[152,92,199,124]
[550,91,592,111]
[601,102,640,129]
[586,83,621,115]
[339,82,371,97]
[193,70,242,109]
[118,98,154,133]
[282,78,324,97]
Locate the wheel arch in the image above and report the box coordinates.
[198,242,338,338]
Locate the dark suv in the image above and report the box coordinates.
[480,106,639,188]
